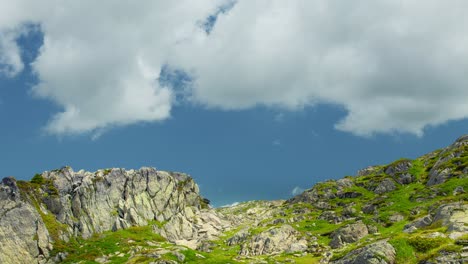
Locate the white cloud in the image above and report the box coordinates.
[173,0,468,136]
[291,186,304,196]
[0,29,24,76]
[2,0,468,136]
[272,139,281,146]
[220,201,240,208]
[0,0,223,135]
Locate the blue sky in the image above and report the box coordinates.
[1,1,468,206]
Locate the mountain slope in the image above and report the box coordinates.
[0,135,467,264]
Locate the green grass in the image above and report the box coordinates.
[57,225,166,264]
[389,237,417,264]
[408,159,426,181]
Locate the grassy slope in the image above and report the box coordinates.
[14,141,467,263]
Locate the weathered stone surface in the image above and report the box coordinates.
[385,160,412,177]
[37,167,214,244]
[239,225,307,256]
[0,177,52,263]
[388,213,404,223]
[433,203,468,239]
[404,215,432,231]
[453,186,465,195]
[329,221,369,249]
[427,168,453,186]
[331,240,396,264]
[373,178,396,194]
[227,228,250,246]
[357,166,381,177]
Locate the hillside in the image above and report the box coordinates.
[0,135,467,263]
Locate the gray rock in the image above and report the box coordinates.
[373,178,396,194]
[404,215,432,231]
[0,177,52,263]
[331,240,396,264]
[385,160,412,177]
[336,178,355,188]
[239,225,307,256]
[173,251,185,262]
[337,191,362,199]
[367,225,379,234]
[227,229,250,246]
[319,211,343,224]
[388,213,404,223]
[41,167,227,247]
[357,166,381,176]
[2,166,231,263]
[342,206,357,218]
[433,203,468,239]
[362,203,378,214]
[453,186,465,195]
[330,221,369,249]
[403,226,418,234]
[427,168,453,186]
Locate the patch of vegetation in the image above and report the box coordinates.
[409,159,426,181]
[408,236,449,253]
[389,237,417,264]
[31,174,45,184]
[56,225,166,264]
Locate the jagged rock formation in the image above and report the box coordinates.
[39,167,205,239]
[330,240,396,264]
[239,225,307,256]
[0,135,467,264]
[329,221,369,249]
[0,167,225,263]
[0,177,52,264]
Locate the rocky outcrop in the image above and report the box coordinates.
[427,135,468,186]
[0,177,52,264]
[239,225,307,256]
[331,240,396,264]
[329,221,369,249]
[404,215,433,232]
[357,166,382,176]
[153,209,230,249]
[373,178,396,194]
[226,228,250,246]
[1,166,222,262]
[36,167,207,240]
[433,203,468,239]
[385,160,414,184]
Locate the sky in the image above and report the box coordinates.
[0,0,467,206]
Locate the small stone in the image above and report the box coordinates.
[173,251,185,262]
[453,186,465,195]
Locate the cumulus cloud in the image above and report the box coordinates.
[173,0,468,136]
[220,201,240,208]
[0,29,24,76]
[291,186,304,196]
[2,0,468,136]
[0,0,223,135]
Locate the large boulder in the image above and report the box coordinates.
[331,240,396,264]
[226,228,250,246]
[37,167,209,241]
[0,177,52,264]
[330,221,369,249]
[239,225,307,256]
[403,215,433,232]
[384,160,414,184]
[373,178,397,194]
[433,203,468,239]
[357,166,382,177]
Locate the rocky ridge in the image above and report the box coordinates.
[0,135,467,263]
